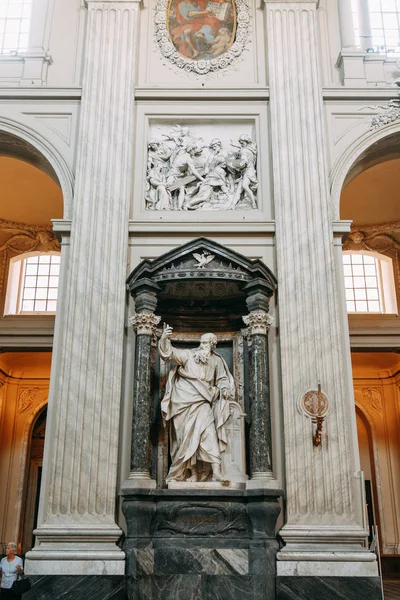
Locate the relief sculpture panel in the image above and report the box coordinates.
[145,125,258,211]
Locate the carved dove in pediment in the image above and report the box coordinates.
[192,252,215,269]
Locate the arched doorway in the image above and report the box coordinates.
[339,132,400,591]
[21,406,47,554]
[0,128,66,555]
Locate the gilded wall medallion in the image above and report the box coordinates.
[155,0,250,75]
[167,0,236,61]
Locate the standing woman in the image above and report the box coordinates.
[0,542,23,599]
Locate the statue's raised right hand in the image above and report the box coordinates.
[161,323,173,339]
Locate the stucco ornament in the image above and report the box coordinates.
[145,126,258,211]
[155,0,250,75]
[366,93,400,130]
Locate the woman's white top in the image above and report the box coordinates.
[0,556,23,589]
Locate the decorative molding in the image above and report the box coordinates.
[0,218,60,254]
[242,310,273,335]
[154,0,251,76]
[343,221,400,254]
[129,312,161,335]
[364,93,400,130]
[30,114,73,145]
[18,387,42,414]
[361,387,383,414]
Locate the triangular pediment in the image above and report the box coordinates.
[127,238,276,291]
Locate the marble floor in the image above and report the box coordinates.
[383,578,400,599]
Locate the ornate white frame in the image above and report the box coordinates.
[154,0,251,75]
[130,102,272,230]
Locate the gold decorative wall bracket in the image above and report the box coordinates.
[313,415,324,447]
[302,383,328,448]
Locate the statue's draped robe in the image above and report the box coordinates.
[160,341,235,482]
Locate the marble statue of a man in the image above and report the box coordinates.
[159,326,235,483]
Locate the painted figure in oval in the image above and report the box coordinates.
[167,0,237,61]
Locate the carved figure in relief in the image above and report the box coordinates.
[159,325,235,483]
[166,143,206,209]
[229,133,258,209]
[184,138,230,210]
[145,126,258,211]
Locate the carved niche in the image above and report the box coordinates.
[127,237,277,487]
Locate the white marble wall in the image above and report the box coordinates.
[25,0,140,575]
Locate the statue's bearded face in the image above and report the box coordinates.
[193,345,211,364]
[193,339,212,364]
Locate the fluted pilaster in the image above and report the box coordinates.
[26,0,140,575]
[266,1,371,560]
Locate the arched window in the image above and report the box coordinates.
[0,0,32,55]
[4,252,60,315]
[351,0,400,54]
[343,251,397,314]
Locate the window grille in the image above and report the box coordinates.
[352,0,400,53]
[0,0,32,55]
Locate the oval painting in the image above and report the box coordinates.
[167,0,237,61]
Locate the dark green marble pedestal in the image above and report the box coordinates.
[121,488,283,600]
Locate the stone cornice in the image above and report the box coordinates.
[0,87,82,100]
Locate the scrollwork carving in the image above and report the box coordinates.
[18,388,41,414]
[362,387,383,414]
[362,93,400,130]
[343,228,400,254]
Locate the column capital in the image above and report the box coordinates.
[243,310,274,335]
[130,312,161,335]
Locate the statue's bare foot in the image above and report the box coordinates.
[212,464,221,481]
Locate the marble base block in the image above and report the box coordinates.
[276,576,382,599]
[22,575,125,599]
[123,476,157,490]
[121,488,283,600]
[167,481,245,490]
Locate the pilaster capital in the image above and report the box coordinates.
[130,312,161,335]
[85,0,142,8]
[243,310,274,335]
